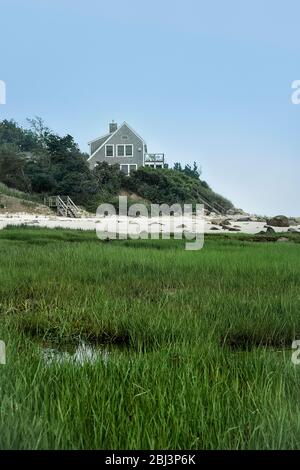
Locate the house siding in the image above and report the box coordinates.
[88,123,144,170]
[90,135,110,154]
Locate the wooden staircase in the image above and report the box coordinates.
[44,196,81,218]
[197,193,227,215]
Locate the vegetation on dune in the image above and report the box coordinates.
[0,182,41,203]
[123,166,233,210]
[0,118,233,212]
[0,119,97,207]
[0,227,299,449]
[0,182,52,213]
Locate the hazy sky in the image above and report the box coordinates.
[0,0,299,215]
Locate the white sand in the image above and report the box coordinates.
[0,213,298,235]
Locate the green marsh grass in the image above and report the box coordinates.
[0,227,300,449]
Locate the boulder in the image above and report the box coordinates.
[277,237,289,243]
[211,218,224,225]
[222,225,240,231]
[210,226,220,231]
[212,217,241,226]
[220,220,232,227]
[288,227,299,233]
[267,215,289,227]
[266,226,275,234]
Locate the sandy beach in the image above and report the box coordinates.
[0,212,298,235]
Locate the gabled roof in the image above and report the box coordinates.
[87,132,111,145]
[88,122,146,161]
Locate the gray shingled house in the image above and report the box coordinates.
[87,121,165,175]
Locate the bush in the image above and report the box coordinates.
[123,166,233,211]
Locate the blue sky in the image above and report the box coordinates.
[0,0,299,215]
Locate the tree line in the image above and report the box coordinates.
[0,118,233,212]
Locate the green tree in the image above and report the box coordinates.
[173,162,182,171]
[0,119,39,152]
[92,162,124,194]
[0,144,31,191]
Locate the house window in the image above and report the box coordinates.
[120,164,129,175]
[120,164,137,175]
[117,145,125,157]
[105,145,114,157]
[117,144,133,157]
[126,145,133,156]
[121,135,128,140]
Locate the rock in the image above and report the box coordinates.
[227,208,249,216]
[277,237,289,243]
[211,218,224,225]
[220,219,232,226]
[288,227,299,233]
[222,225,240,231]
[266,226,275,234]
[211,218,233,226]
[267,215,289,227]
[210,226,220,231]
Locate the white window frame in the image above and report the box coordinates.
[117,144,125,157]
[105,144,114,157]
[119,163,137,175]
[117,144,133,157]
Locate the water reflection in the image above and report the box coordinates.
[42,341,109,366]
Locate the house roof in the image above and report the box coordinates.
[87,132,111,145]
[88,122,146,161]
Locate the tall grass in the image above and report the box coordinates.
[0,182,42,203]
[0,227,299,449]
